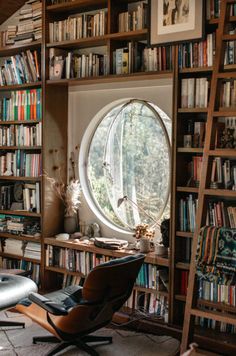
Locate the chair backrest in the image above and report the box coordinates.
[82,254,145,307]
[53,253,145,337]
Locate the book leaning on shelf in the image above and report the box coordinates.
[0,50,40,86]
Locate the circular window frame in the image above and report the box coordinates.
[79,98,171,235]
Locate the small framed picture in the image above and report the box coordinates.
[50,57,64,80]
[149,0,204,46]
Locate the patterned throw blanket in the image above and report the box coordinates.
[196,226,236,279]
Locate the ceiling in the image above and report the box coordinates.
[0,0,26,25]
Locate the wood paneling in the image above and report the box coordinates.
[0,0,25,25]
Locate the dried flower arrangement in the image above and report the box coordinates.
[134,223,155,240]
[46,175,81,217]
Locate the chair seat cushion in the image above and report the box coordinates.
[0,274,37,310]
[45,285,83,310]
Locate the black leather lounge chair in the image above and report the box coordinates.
[16,253,145,356]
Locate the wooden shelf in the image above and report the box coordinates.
[0,82,42,91]
[179,67,213,74]
[177,187,199,193]
[204,189,236,198]
[46,0,107,13]
[0,252,40,264]
[0,232,41,243]
[0,176,41,181]
[0,120,41,125]
[175,294,186,302]
[178,108,208,113]
[0,40,41,57]
[44,238,169,267]
[177,147,203,153]
[0,209,41,217]
[133,286,169,297]
[176,231,193,238]
[213,108,236,116]
[47,35,110,49]
[47,71,173,86]
[47,30,148,49]
[45,266,85,278]
[209,149,236,157]
[0,146,42,150]
[176,262,190,270]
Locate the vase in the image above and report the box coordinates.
[139,238,151,253]
[64,215,77,234]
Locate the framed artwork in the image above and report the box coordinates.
[149,0,204,46]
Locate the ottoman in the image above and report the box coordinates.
[0,274,37,328]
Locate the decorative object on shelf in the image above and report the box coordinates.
[154,218,170,256]
[45,172,81,234]
[84,222,101,238]
[134,223,155,253]
[55,233,70,241]
[219,127,236,148]
[94,237,128,250]
[149,0,204,45]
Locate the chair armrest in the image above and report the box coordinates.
[29,292,68,316]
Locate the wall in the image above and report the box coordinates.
[68,77,173,241]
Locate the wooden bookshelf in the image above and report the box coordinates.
[0,40,41,56]
[0,82,42,91]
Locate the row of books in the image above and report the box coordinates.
[113,44,172,75]
[49,10,107,43]
[1,238,41,260]
[0,257,40,285]
[221,80,236,107]
[134,292,168,318]
[136,264,169,291]
[118,1,148,32]
[199,279,236,307]
[0,182,40,213]
[0,214,41,236]
[0,151,41,177]
[206,201,236,228]
[46,246,111,275]
[0,0,42,47]
[0,50,40,86]
[181,78,209,109]
[184,121,206,149]
[211,157,236,190]
[179,194,198,233]
[0,89,42,121]
[178,33,215,69]
[206,0,236,19]
[0,122,42,147]
[187,156,203,187]
[142,46,173,72]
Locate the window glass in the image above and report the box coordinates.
[85,99,171,231]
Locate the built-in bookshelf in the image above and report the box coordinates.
[44,237,170,321]
[46,0,173,84]
[171,2,236,354]
[0,0,68,289]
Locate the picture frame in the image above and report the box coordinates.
[149,0,204,46]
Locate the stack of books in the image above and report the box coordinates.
[0,1,42,47]
[0,151,41,177]
[24,241,41,260]
[3,238,23,255]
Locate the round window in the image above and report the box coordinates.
[79,99,171,233]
